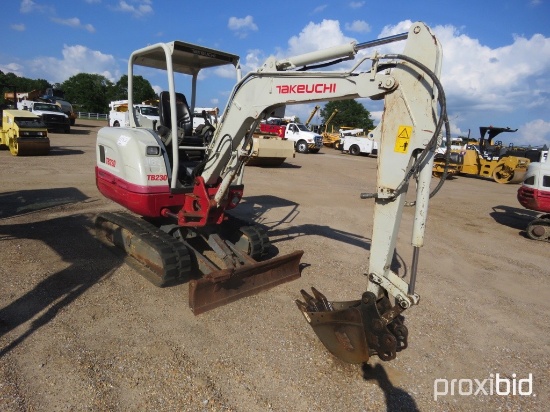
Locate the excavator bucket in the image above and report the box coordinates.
[189,250,303,315]
[296,288,408,364]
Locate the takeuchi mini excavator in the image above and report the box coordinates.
[95,22,448,364]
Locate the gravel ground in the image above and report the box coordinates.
[0,119,548,411]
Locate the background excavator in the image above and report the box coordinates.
[95,21,448,364]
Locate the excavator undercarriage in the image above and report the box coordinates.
[96,211,303,314]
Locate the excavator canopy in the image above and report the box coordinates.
[131,41,240,75]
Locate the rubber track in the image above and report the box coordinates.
[239,225,270,259]
[95,211,192,286]
[527,218,550,242]
[222,214,271,260]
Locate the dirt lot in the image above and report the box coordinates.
[0,119,548,411]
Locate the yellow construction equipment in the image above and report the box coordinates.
[321,109,340,147]
[305,105,319,128]
[435,126,530,183]
[1,109,50,156]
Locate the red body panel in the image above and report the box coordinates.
[96,167,243,226]
[259,123,286,138]
[96,166,186,217]
[517,186,550,213]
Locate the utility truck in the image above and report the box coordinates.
[108,100,160,128]
[339,128,378,156]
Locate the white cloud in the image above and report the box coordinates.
[20,0,37,13]
[287,20,355,55]
[313,5,328,13]
[152,84,163,95]
[51,17,95,33]
[365,20,550,145]
[517,119,550,146]
[20,0,53,14]
[114,0,153,18]
[345,20,371,33]
[432,25,550,113]
[228,16,258,39]
[349,1,365,8]
[369,110,383,123]
[11,23,26,31]
[0,62,24,77]
[27,45,119,83]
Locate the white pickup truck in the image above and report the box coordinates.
[17,100,71,133]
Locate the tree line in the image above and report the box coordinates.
[0,70,374,130]
[0,71,156,114]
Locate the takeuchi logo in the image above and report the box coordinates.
[275,83,337,94]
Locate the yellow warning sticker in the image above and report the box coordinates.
[394,125,413,153]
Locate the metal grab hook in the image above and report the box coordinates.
[296,289,408,364]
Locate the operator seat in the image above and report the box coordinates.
[157,90,205,152]
[158,91,193,136]
[157,91,205,185]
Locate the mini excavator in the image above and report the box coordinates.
[95,22,449,363]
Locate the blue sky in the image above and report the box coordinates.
[1,0,549,146]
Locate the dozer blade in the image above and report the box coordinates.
[296,289,408,364]
[189,250,303,315]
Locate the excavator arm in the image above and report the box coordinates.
[199,22,446,363]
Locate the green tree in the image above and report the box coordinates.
[320,100,374,132]
[0,71,51,104]
[109,74,156,103]
[61,73,113,113]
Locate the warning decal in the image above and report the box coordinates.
[394,125,413,153]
